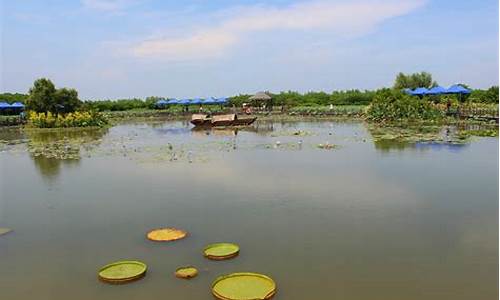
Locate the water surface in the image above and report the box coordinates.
[0,120,497,300]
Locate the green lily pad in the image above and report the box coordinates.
[175,266,198,279]
[98,260,147,284]
[204,243,240,260]
[212,272,276,300]
[0,228,12,236]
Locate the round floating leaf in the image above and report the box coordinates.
[98,260,147,284]
[204,243,240,260]
[0,228,12,236]
[147,228,187,242]
[175,266,198,279]
[212,272,276,300]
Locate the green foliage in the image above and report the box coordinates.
[29,111,108,128]
[469,86,499,103]
[330,90,375,105]
[393,72,437,90]
[54,88,81,113]
[288,105,365,116]
[367,88,442,122]
[83,97,161,111]
[0,93,28,103]
[145,96,161,109]
[229,90,374,107]
[26,78,82,113]
[27,78,57,112]
[228,94,252,107]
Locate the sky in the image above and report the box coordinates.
[0,0,498,99]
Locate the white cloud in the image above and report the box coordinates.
[129,0,426,61]
[132,29,238,60]
[81,0,139,13]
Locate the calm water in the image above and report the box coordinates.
[0,119,498,300]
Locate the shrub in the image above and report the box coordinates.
[366,89,442,122]
[29,111,108,128]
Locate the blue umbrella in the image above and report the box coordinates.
[427,86,447,95]
[167,99,179,104]
[202,97,217,105]
[190,98,203,105]
[10,102,25,110]
[0,102,11,109]
[446,84,471,94]
[410,87,429,96]
[156,99,168,106]
[214,97,228,104]
[178,99,191,105]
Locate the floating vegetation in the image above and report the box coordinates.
[204,243,240,260]
[0,228,12,236]
[212,272,276,300]
[175,266,198,279]
[255,142,301,150]
[98,260,147,284]
[270,129,314,137]
[457,129,499,138]
[28,141,82,160]
[317,142,338,150]
[147,228,187,242]
[368,124,466,144]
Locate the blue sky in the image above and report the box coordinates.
[1,0,498,99]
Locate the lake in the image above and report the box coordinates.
[0,119,498,300]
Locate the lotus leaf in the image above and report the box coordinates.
[212,272,276,300]
[147,228,187,242]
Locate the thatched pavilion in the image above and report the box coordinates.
[249,92,273,111]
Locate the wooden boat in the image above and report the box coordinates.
[191,114,257,127]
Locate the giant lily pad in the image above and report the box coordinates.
[98,260,147,284]
[175,266,198,279]
[204,243,240,260]
[147,228,187,242]
[212,272,276,300]
[0,228,12,236]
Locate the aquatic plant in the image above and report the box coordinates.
[366,89,442,122]
[175,266,198,279]
[28,111,108,128]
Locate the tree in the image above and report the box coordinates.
[0,93,29,103]
[145,96,161,109]
[393,72,437,90]
[27,78,57,113]
[54,88,81,113]
[26,78,81,113]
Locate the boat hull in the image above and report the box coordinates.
[190,116,257,127]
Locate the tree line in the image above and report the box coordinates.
[1,73,498,113]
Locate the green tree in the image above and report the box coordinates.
[26,78,82,113]
[393,72,437,90]
[27,78,57,112]
[367,88,442,121]
[145,96,161,109]
[54,88,81,113]
[0,93,29,103]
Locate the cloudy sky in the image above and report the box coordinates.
[1,0,498,99]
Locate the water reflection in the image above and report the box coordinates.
[190,125,274,137]
[32,156,80,182]
[0,119,497,300]
[24,128,108,181]
[367,124,472,153]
